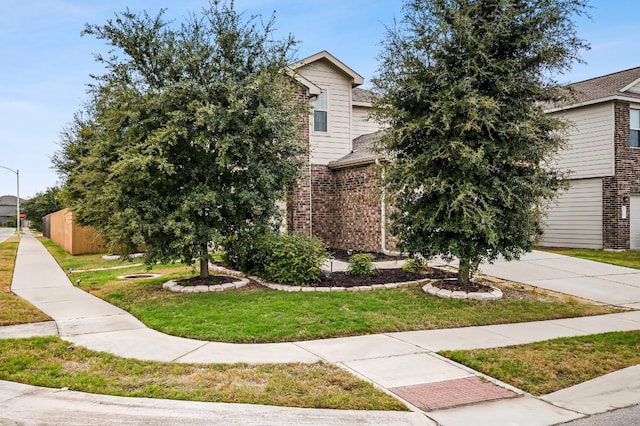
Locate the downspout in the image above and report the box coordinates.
[309,161,313,236]
[377,158,401,256]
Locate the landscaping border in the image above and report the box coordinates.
[422,282,503,300]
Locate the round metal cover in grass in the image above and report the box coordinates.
[119,273,162,279]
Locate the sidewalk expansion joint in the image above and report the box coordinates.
[170,342,211,362]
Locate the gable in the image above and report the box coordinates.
[621,78,640,95]
[291,51,364,87]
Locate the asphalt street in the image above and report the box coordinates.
[0,228,15,243]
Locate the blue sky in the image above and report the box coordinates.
[0,0,638,199]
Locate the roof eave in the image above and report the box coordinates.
[545,95,640,113]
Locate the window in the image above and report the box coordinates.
[313,90,327,132]
[631,109,640,147]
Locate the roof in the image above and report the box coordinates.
[291,51,364,87]
[329,131,384,169]
[352,87,378,106]
[0,195,25,206]
[550,66,640,111]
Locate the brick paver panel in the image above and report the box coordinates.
[389,376,516,411]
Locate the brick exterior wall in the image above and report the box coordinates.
[602,101,640,249]
[286,87,312,235]
[333,165,383,252]
[287,160,397,252]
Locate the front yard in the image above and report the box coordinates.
[1,237,638,409]
[37,238,622,343]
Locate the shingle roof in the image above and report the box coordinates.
[552,66,640,110]
[329,131,384,169]
[352,87,377,104]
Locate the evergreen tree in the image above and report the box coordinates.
[22,186,63,231]
[373,0,589,284]
[53,0,307,277]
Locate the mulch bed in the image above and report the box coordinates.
[177,275,239,287]
[314,267,456,288]
[432,278,495,293]
[330,249,404,262]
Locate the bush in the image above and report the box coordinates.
[260,233,328,285]
[346,253,377,277]
[402,257,428,273]
[224,231,329,285]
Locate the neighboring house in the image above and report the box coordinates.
[286,51,392,252]
[0,195,25,226]
[539,67,640,250]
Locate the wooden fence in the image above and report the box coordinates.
[42,209,104,255]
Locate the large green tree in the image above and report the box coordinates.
[22,186,63,231]
[53,1,308,277]
[373,0,589,284]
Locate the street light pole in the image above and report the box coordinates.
[0,165,20,236]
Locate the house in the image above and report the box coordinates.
[539,67,640,250]
[286,51,392,253]
[0,195,24,226]
[287,52,640,252]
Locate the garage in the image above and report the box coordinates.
[538,178,603,249]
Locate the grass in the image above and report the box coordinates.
[38,237,142,271]
[89,280,621,343]
[538,246,640,270]
[0,237,50,326]
[0,336,406,411]
[38,241,622,343]
[440,331,640,395]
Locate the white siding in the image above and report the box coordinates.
[551,103,614,179]
[297,59,352,165]
[538,178,603,249]
[352,106,381,139]
[631,195,640,250]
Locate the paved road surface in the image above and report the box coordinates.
[0,228,14,243]
[563,403,640,425]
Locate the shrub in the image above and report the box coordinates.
[402,257,428,273]
[346,253,377,277]
[224,231,329,285]
[260,233,328,285]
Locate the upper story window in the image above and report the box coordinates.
[631,109,640,147]
[313,90,328,132]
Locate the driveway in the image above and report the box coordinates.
[477,250,640,309]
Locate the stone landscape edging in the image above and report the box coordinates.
[165,263,502,298]
[162,265,249,293]
[252,275,430,292]
[422,282,503,300]
[213,263,432,292]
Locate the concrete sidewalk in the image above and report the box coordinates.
[4,234,640,425]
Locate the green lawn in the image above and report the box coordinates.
[39,237,143,271]
[441,331,640,395]
[0,336,405,411]
[538,247,640,270]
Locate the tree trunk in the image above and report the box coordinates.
[200,243,210,278]
[458,257,471,285]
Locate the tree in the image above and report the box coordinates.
[21,186,64,231]
[373,0,589,285]
[53,0,308,277]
